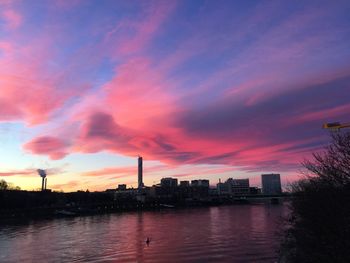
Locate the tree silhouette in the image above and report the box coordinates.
[280,131,350,263]
[303,131,350,186]
[0,179,8,190]
[0,179,21,191]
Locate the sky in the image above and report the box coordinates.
[0,0,350,192]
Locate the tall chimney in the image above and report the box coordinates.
[42,177,45,191]
[138,156,143,190]
[37,169,47,192]
[45,178,47,190]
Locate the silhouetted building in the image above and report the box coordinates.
[191,179,209,199]
[105,188,117,192]
[118,184,127,191]
[179,181,190,187]
[161,177,178,188]
[151,178,178,198]
[227,178,250,195]
[149,185,165,198]
[261,174,282,195]
[138,156,143,190]
[217,179,229,195]
[249,187,261,195]
[191,180,209,187]
[218,178,250,195]
[178,181,191,198]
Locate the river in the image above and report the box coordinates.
[0,204,287,262]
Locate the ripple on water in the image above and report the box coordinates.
[0,205,287,263]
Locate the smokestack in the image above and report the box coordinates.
[138,156,143,190]
[37,169,47,192]
[42,177,45,191]
[45,177,47,190]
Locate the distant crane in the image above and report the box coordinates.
[323,122,350,131]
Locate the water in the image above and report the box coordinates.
[0,205,287,263]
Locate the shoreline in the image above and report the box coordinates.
[0,197,287,224]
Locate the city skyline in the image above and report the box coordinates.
[3,156,282,192]
[1,0,350,191]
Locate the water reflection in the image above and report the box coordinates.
[0,205,287,262]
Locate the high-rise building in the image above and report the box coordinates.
[138,156,143,189]
[261,174,282,194]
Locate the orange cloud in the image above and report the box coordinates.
[50,180,80,191]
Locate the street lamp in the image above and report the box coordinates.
[323,122,350,130]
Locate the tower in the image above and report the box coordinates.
[37,169,47,191]
[138,156,143,190]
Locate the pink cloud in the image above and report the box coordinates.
[0,41,12,53]
[0,169,35,177]
[104,57,176,129]
[0,33,89,125]
[107,2,177,56]
[82,167,137,177]
[16,1,350,183]
[23,136,69,160]
[288,104,350,125]
[0,72,80,124]
[23,65,348,174]
[2,9,22,29]
[81,164,167,178]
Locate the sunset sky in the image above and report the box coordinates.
[1,0,349,191]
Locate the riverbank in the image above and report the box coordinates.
[0,190,288,222]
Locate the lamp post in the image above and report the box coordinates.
[323,122,350,131]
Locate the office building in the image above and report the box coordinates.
[261,174,282,194]
[227,178,250,195]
